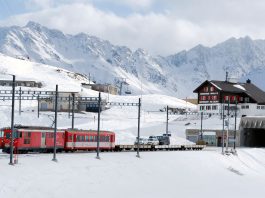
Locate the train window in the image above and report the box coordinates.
[6,133,10,139]
[42,133,45,138]
[0,131,3,137]
[69,135,72,141]
[14,132,18,138]
[25,132,31,138]
[85,136,89,141]
[106,136,110,142]
[15,132,22,138]
[82,136,85,141]
[24,139,30,144]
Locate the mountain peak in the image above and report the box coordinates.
[25,21,44,31]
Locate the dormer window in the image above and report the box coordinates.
[210,86,215,92]
[203,87,208,92]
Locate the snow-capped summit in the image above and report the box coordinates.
[0,22,265,97]
[0,22,176,96]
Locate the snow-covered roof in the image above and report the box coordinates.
[233,84,246,91]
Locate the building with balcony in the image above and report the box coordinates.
[193,79,265,116]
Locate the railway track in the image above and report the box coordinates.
[113,144,205,152]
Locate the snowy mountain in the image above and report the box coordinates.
[0,22,177,96]
[0,22,265,97]
[167,37,265,93]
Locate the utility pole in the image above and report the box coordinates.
[200,111,203,140]
[166,105,169,135]
[68,95,71,119]
[222,102,225,154]
[19,87,21,115]
[9,75,15,165]
[185,97,187,118]
[226,98,230,152]
[136,98,141,158]
[96,92,101,159]
[119,81,123,95]
[72,93,75,129]
[37,94,40,118]
[234,99,238,150]
[107,85,110,102]
[52,85,58,162]
[116,77,127,95]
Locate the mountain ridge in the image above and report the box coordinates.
[0,21,265,97]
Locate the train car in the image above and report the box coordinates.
[64,129,115,151]
[0,128,5,149]
[2,126,65,153]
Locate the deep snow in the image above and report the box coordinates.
[1,148,265,198]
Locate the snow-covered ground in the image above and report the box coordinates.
[1,53,265,198]
[1,148,265,198]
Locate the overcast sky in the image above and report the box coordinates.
[0,0,265,55]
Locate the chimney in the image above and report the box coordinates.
[225,71,228,82]
[246,79,251,84]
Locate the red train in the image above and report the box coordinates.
[0,129,4,149]
[1,126,115,153]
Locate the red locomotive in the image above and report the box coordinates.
[0,129,4,149]
[1,126,115,153]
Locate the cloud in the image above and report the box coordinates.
[116,0,154,9]
[1,1,265,55]
[24,0,54,10]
